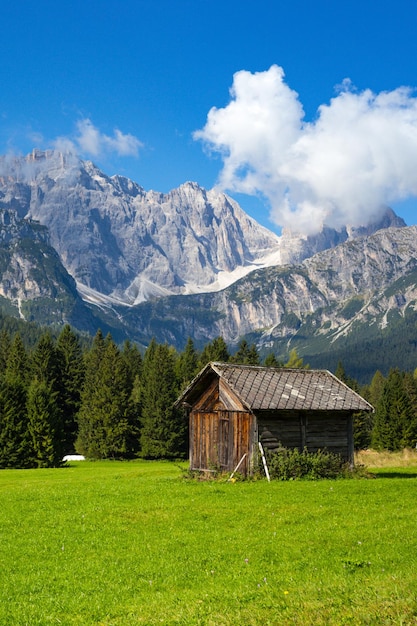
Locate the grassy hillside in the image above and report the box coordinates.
[1,460,417,624]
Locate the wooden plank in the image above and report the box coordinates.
[219,379,247,410]
[194,379,222,411]
[233,411,252,475]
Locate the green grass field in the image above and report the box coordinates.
[1,459,417,625]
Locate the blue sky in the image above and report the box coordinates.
[1,0,416,233]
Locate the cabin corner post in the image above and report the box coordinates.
[188,409,193,470]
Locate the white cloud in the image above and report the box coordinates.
[76,119,102,156]
[54,118,143,159]
[195,65,417,234]
[76,118,143,157]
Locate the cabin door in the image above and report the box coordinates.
[190,410,252,474]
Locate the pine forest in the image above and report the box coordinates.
[1,317,417,469]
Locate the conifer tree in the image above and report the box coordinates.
[6,333,29,384]
[75,329,106,458]
[140,342,186,459]
[176,337,199,390]
[334,362,372,449]
[56,325,85,453]
[122,340,143,388]
[0,330,11,378]
[100,336,137,458]
[285,348,308,369]
[353,410,374,450]
[30,332,60,386]
[27,377,63,467]
[198,336,230,368]
[231,339,260,365]
[368,370,385,409]
[335,361,347,382]
[76,332,136,459]
[371,369,412,450]
[0,377,34,468]
[0,333,33,468]
[401,372,417,447]
[132,338,157,415]
[263,352,282,367]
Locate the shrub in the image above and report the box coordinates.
[264,446,350,480]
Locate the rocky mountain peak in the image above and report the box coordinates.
[279,206,406,265]
[0,151,282,304]
[0,150,409,310]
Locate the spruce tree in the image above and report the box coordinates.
[56,325,85,453]
[263,352,282,367]
[99,336,137,458]
[76,330,106,458]
[231,339,260,365]
[335,361,347,382]
[285,348,308,369]
[198,336,230,368]
[0,330,11,378]
[368,370,385,409]
[27,377,63,467]
[371,369,412,451]
[140,342,186,459]
[0,334,34,468]
[122,340,143,389]
[353,410,374,450]
[76,332,136,459]
[30,332,60,386]
[176,337,198,390]
[334,363,373,449]
[6,333,29,384]
[401,372,417,448]
[0,377,34,468]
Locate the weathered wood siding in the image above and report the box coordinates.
[189,379,254,474]
[258,414,302,450]
[305,412,350,459]
[190,410,254,473]
[257,410,353,462]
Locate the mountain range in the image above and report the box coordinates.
[0,149,416,381]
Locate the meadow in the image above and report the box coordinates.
[1,457,417,625]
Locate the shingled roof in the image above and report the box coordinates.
[177,362,373,413]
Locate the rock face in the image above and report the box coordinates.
[102,224,417,352]
[0,206,95,326]
[0,150,282,303]
[0,149,414,370]
[0,150,405,307]
[278,208,406,265]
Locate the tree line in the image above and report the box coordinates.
[336,363,417,452]
[0,323,416,469]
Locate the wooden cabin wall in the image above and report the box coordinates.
[305,412,350,460]
[257,410,353,462]
[190,409,254,474]
[189,376,255,474]
[258,413,302,450]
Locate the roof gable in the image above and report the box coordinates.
[176,362,373,413]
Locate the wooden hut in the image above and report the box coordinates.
[175,362,373,476]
